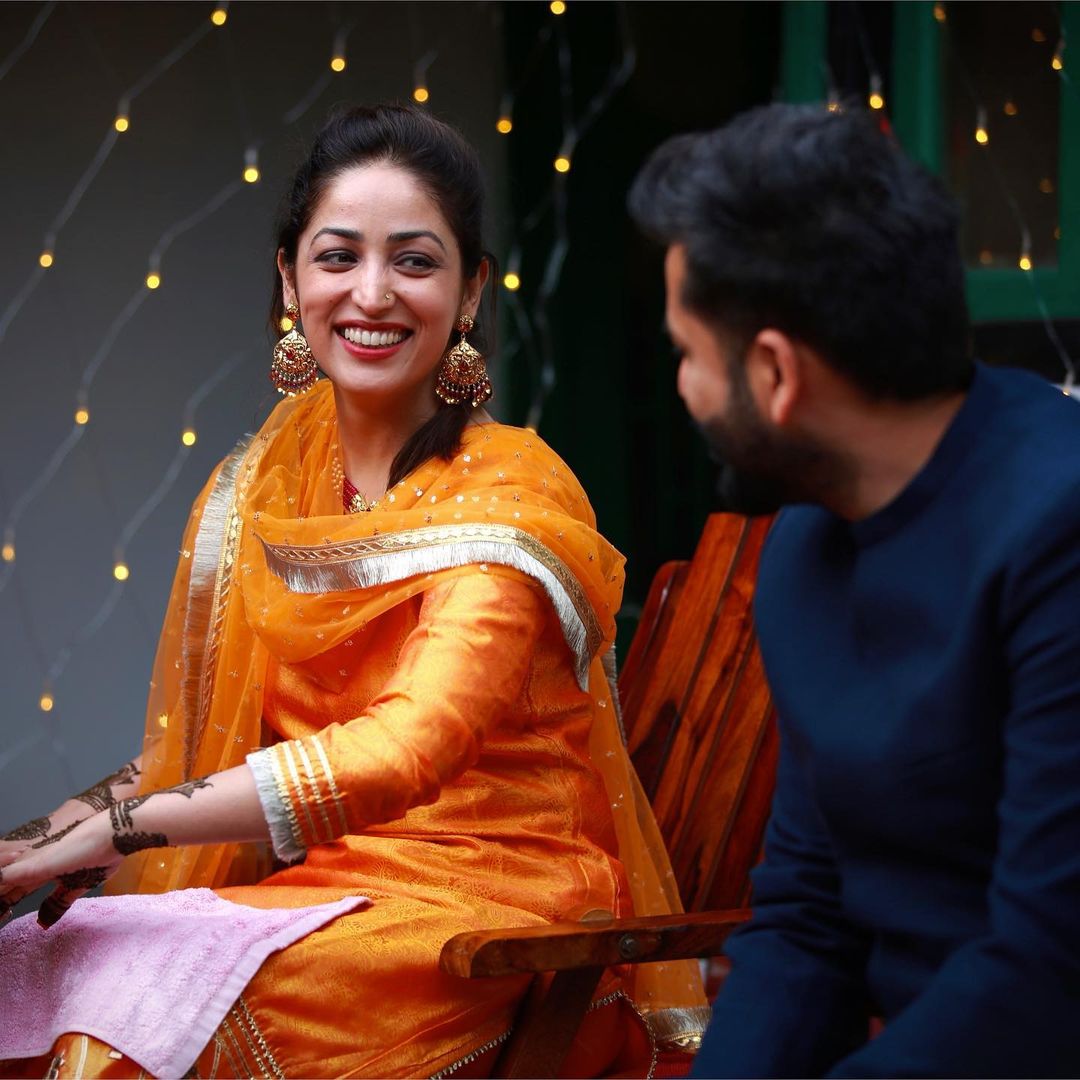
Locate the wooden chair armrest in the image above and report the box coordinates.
[440,908,751,978]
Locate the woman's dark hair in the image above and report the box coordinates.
[629,103,973,400]
[272,103,495,485]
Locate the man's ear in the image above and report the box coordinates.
[746,328,802,427]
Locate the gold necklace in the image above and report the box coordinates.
[330,454,380,513]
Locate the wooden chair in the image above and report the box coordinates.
[440,514,778,1078]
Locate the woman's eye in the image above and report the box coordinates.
[316,250,355,266]
[398,253,437,271]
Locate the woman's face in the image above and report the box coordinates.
[280,162,486,412]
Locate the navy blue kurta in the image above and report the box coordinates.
[695,364,1080,1078]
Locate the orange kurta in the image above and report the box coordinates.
[212,570,636,1078]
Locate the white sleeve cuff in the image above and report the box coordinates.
[246,749,306,864]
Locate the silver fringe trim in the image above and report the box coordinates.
[601,644,628,745]
[429,1030,512,1080]
[261,525,603,691]
[642,1004,712,1053]
[180,438,250,776]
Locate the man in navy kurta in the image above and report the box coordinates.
[630,104,1080,1077]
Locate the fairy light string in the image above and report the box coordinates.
[41,352,247,709]
[500,2,636,430]
[0,9,216,351]
[934,2,1077,390]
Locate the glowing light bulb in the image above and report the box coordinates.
[554,155,571,173]
[496,117,513,134]
[146,272,161,290]
[181,428,197,447]
[1032,28,1047,43]
[114,562,130,582]
[115,115,130,133]
[211,8,227,25]
[280,314,294,332]
[1055,226,1062,240]
[39,251,54,268]
[975,125,989,145]
[933,2,946,22]
[330,56,346,72]
[1018,253,1033,272]
[1052,52,1063,71]
[869,91,885,110]
[978,249,993,266]
[550,0,567,13]
[1003,100,1018,117]
[39,692,54,713]
[827,100,841,113]
[1,543,14,563]
[74,406,90,425]
[503,272,521,291]
[1039,177,1054,194]
[243,165,260,183]
[413,86,430,103]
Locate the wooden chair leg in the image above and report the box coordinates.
[493,965,604,1079]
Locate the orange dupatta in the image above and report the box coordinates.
[107,381,707,1044]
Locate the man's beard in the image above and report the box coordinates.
[695,394,843,517]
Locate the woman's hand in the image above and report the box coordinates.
[0,756,142,866]
[0,812,120,929]
[0,806,90,861]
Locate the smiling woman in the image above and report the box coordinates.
[0,104,705,1080]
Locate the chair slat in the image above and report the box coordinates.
[621,514,776,914]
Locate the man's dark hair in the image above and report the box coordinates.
[629,103,973,400]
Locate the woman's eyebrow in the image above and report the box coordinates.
[312,226,362,242]
[309,226,447,254]
[389,229,447,252]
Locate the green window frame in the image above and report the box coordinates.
[781,0,1080,322]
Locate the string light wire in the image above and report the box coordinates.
[41,352,247,699]
[509,3,636,430]
[0,11,215,350]
[0,1,57,85]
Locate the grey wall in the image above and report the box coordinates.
[0,2,507,830]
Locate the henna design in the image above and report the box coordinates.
[161,778,213,800]
[73,761,141,812]
[110,777,212,832]
[73,781,116,813]
[3,816,51,842]
[112,831,169,856]
[58,866,109,891]
[30,820,84,849]
[108,778,209,856]
[109,802,135,834]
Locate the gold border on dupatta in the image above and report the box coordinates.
[260,523,604,689]
[179,436,262,776]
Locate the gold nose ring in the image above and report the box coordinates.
[384,292,393,302]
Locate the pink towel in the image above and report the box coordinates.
[0,888,370,1077]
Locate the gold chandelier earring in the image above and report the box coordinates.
[435,313,493,408]
[270,303,319,396]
